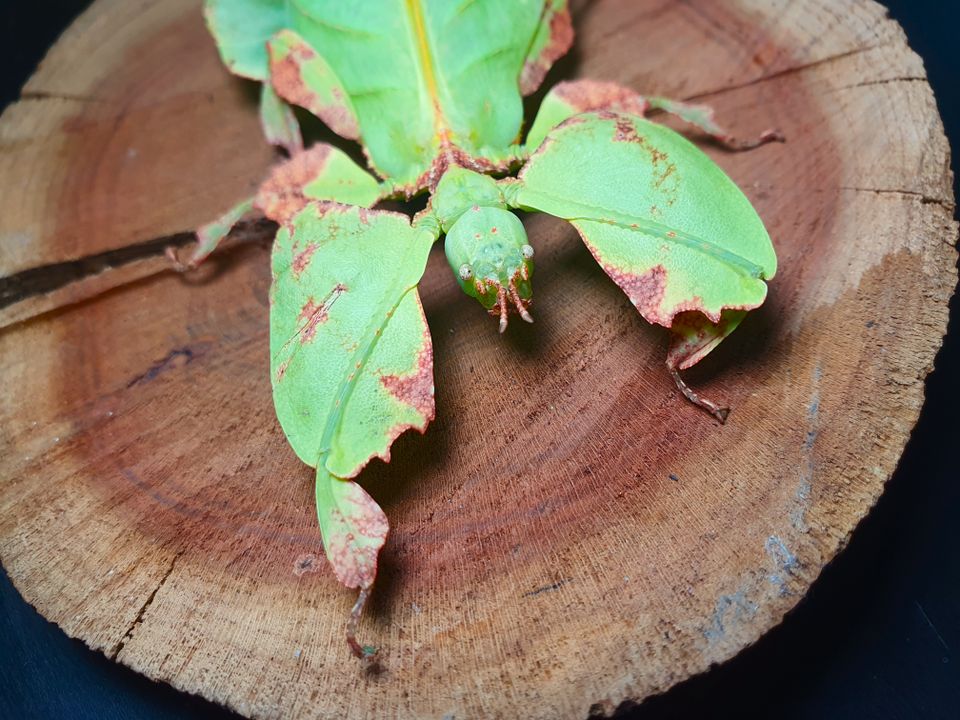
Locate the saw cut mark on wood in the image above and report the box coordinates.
[0,1,956,719]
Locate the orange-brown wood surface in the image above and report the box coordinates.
[0,1,956,718]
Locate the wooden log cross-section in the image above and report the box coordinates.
[0,1,956,718]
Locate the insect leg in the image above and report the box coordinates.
[171,143,385,271]
[668,367,729,424]
[496,285,509,334]
[167,196,255,271]
[526,80,783,152]
[509,279,534,324]
[346,588,379,663]
[665,310,748,423]
[646,97,784,151]
[259,82,303,155]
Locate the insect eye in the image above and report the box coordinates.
[458,264,474,280]
[521,244,535,259]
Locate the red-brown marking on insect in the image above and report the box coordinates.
[667,230,677,238]
[609,117,675,176]
[604,264,668,323]
[326,534,374,588]
[654,163,677,189]
[311,88,360,140]
[668,296,721,324]
[395,110,520,196]
[298,299,328,343]
[667,311,723,368]
[613,115,641,143]
[268,41,359,139]
[275,358,290,383]
[411,137,505,195]
[491,226,498,234]
[324,485,388,589]
[291,242,319,277]
[380,344,434,418]
[297,283,347,344]
[270,43,321,113]
[602,258,736,329]
[341,490,389,541]
[256,144,332,224]
[552,80,650,116]
[519,6,574,95]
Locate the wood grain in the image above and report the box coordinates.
[0,1,956,718]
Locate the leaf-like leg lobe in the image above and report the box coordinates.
[169,196,255,271]
[315,470,388,658]
[668,310,747,371]
[665,311,746,422]
[259,82,303,155]
[271,207,436,658]
[519,0,574,95]
[267,30,361,141]
[256,144,382,225]
[515,113,779,422]
[315,473,388,591]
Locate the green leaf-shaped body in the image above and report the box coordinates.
[195,0,783,658]
[206,0,573,191]
[269,203,437,620]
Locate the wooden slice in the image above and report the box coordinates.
[1,0,956,717]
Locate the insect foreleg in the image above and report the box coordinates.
[645,96,784,151]
[170,144,385,271]
[167,196,255,271]
[525,80,783,152]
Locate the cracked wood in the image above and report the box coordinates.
[109,549,183,661]
[0,1,955,720]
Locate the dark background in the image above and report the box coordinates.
[1,2,957,718]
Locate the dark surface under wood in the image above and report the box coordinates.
[1,1,958,718]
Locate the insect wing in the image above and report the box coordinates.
[513,112,776,365]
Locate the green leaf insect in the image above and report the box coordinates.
[174,0,783,661]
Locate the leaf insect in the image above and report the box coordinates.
[171,0,783,661]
